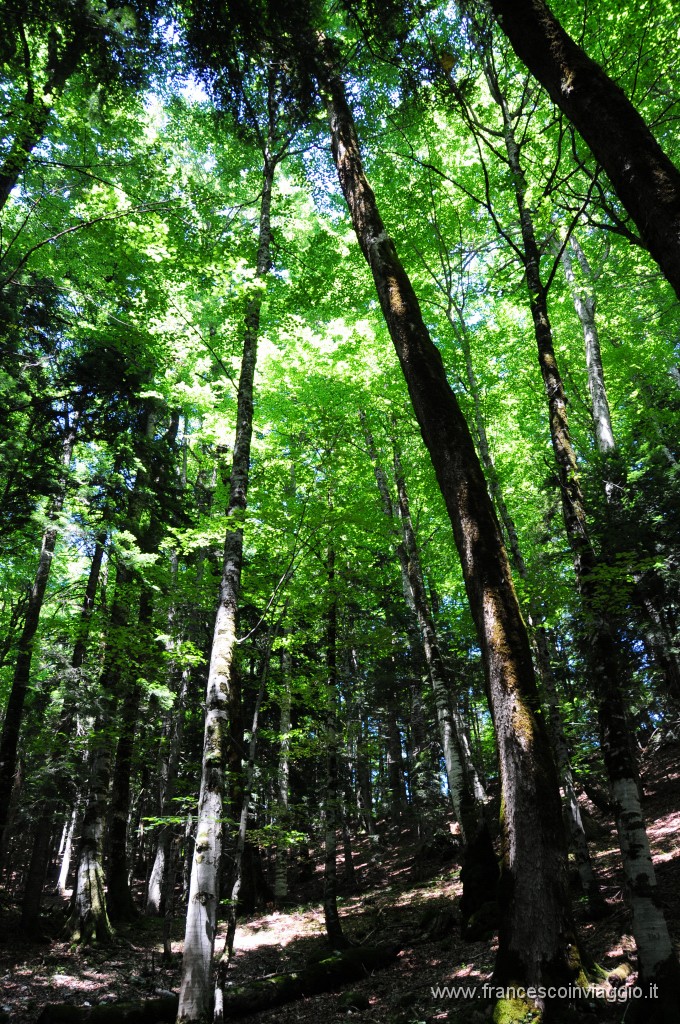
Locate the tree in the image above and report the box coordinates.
[0,0,164,212]
[315,33,581,1012]
[483,0,680,299]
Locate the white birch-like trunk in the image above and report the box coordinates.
[177,137,277,1022]
[58,795,80,894]
[611,778,674,979]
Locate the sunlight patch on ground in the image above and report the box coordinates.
[234,910,326,952]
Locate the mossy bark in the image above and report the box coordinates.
[320,46,579,1004]
[487,0,680,300]
[483,56,679,1008]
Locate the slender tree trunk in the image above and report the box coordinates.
[68,560,132,945]
[341,797,356,887]
[559,237,615,458]
[557,234,680,705]
[362,415,480,832]
[322,548,348,950]
[486,0,680,300]
[356,717,376,837]
[0,416,78,858]
[274,653,291,908]
[105,680,143,922]
[58,795,79,894]
[106,583,156,922]
[488,65,679,1003]
[146,666,190,915]
[320,51,578,1006]
[392,441,486,834]
[451,303,602,911]
[407,678,440,824]
[176,144,277,1023]
[220,619,281,968]
[21,539,105,930]
[382,694,407,819]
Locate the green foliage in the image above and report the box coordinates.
[1,0,679,915]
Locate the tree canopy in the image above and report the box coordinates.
[1,2,679,1022]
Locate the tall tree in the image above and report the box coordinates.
[0,0,162,212]
[176,93,289,1023]
[481,0,680,300]
[0,408,78,858]
[313,33,581,1012]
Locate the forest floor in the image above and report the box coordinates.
[1,732,679,1024]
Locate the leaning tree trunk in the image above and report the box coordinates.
[450,303,602,912]
[319,49,579,1010]
[0,415,78,860]
[486,0,680,301]
[362,416,482,834]
[488,64,680,1007]
[176,145,277,1024]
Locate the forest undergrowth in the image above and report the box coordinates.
[1,732,678,1024]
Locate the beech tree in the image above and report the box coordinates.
[0,3,679,1023]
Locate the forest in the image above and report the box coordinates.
[1,0,679,1022]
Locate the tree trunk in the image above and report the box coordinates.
[146,665,190,915]
[176,143,276,1023]
[320,50,578,1006]
[106,583,156,923]
[392,440,486,835]
[487,0,680,300]
[68,560,132,945]
[0,30,82,212]
[21,539,105,930]
[38,947,400,1024]
[57,795,79,894]
[362,415,481,833]
[220,619,281,970]
[322,548,348,950]
[488,63,679,1004]
[382,694,407,819]
[449,298,602,911]
[105,679,143,923]
[274,653,291,907]
[356,717,376,837]
[0,416,78,859]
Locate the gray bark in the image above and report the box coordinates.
[177,140,277,1022]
